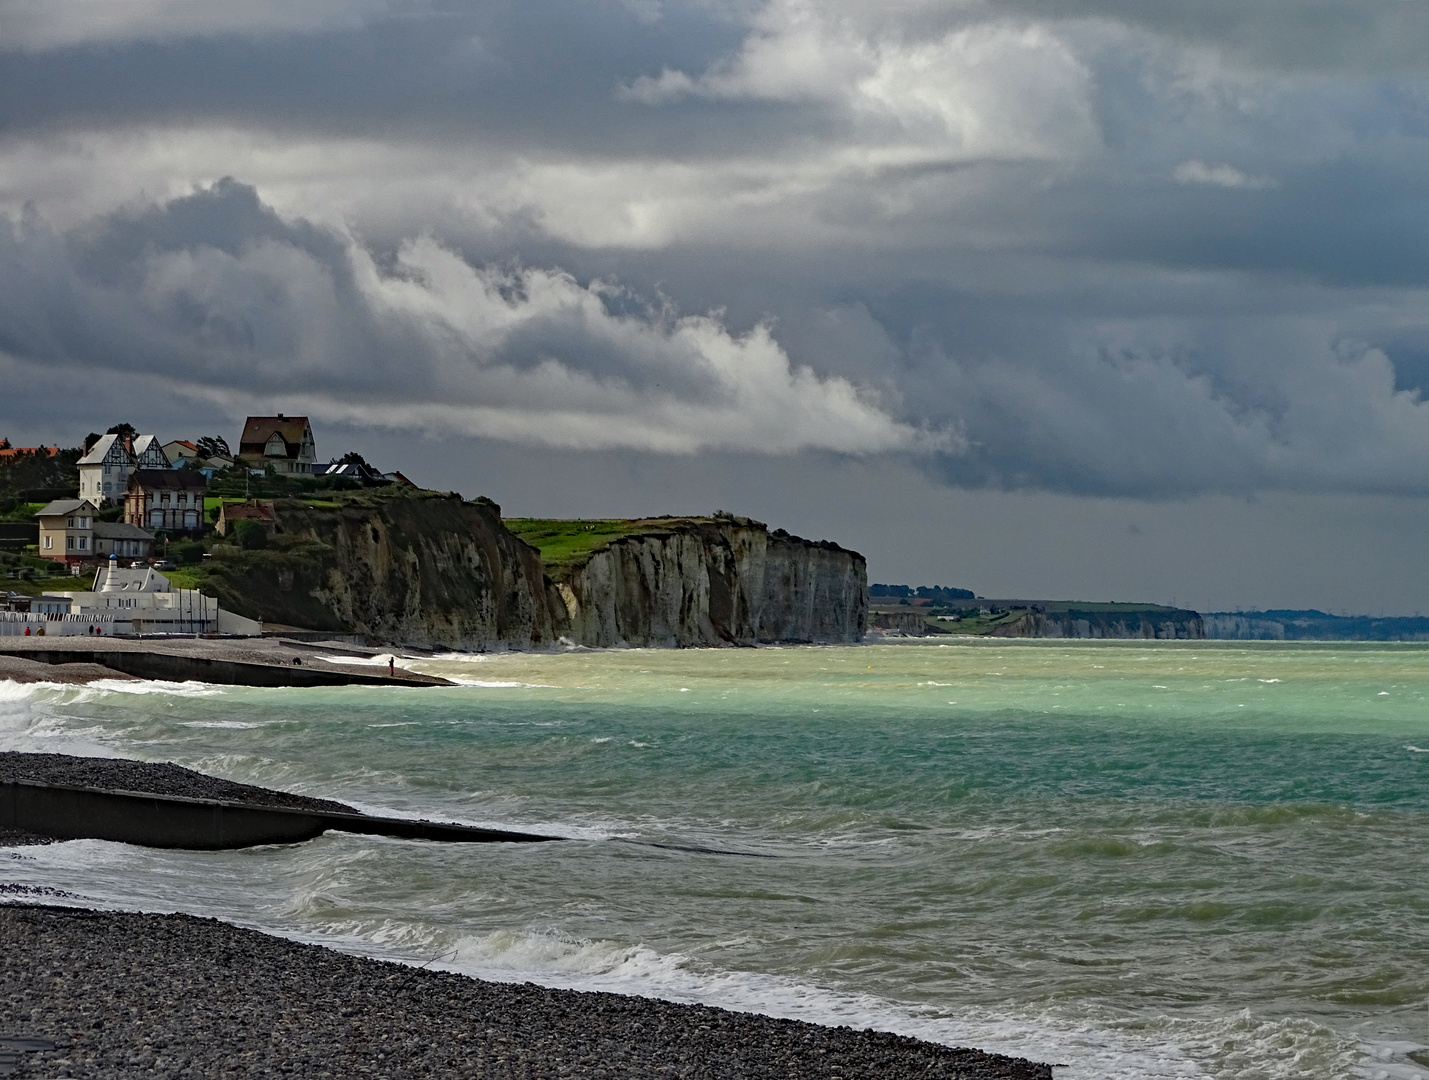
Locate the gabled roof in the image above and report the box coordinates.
[93,521,156,540]
[36,499,97,518]
[78,433,125,466]
[127,469,208,491]
[132,435,169,467]
[218,500,276,523]
[239,415,311,459]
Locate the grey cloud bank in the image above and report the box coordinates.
[3,0,1429,609]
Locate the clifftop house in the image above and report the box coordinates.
[215,500,276,537]
[78,433,169,506]
[238,415,316,476]
[126,469,208,535]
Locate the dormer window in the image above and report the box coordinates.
[265,432,287,457]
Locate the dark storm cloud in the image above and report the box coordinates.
[4,0,1429,501]
[0,180,930,454]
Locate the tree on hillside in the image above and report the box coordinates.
[0,446,81,493]
[196,435,231,459]
[83,423,138,455]
[338,451,370,466]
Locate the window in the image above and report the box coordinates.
[161,492,170,505]
[43,536,52,550]
[66,537,74,550]
[78,537,87,550]
[66,517,74,528]
[149,510,163,528]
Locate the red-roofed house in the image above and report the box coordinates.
[0,443,59,462]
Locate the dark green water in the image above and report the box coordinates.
[2,640,1426,1078]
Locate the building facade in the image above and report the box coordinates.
[58,557,262,636]
[215,500,276,537]
[238,415,316,475]
[78,433,170,506]
[92,521,156,560]
[125,469,208,535]
[35,499,97,565]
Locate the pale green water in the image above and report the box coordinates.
[2,640,1426,1079]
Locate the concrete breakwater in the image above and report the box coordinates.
[1,781,558,849]
[0,752,555,849]
[0,638,454,687]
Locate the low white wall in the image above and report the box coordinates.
[0,611,129,636]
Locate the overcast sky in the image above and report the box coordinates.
[4,0,1429,613]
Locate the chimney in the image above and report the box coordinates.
[277,413,285,420]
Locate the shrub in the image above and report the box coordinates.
[233,519,268,550]
[171,540,206,565]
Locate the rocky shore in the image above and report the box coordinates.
[0,904,1054,1079]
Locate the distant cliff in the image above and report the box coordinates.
[550,518,867,648]
[989,606,1204,639]
[1203,611,1429,641]
[871,601,1204,639]
[201,493,569,651]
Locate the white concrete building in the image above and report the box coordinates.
[59,557,262,636]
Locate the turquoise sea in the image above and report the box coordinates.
[2,640,1427,1079]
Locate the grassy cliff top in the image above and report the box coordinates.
[504,519,666,578]
[504,516,760,579]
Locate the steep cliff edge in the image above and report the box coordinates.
[514,517,867,648]
[986,605,1204,639]
[200,493,569,650]
[870,601,1204,639]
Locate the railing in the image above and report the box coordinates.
[0,610,127,637]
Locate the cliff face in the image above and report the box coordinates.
[208,494,570,651]
[559,520,867,648]
[988,607,1205,639]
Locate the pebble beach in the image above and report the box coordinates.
[0,751,1054,1079]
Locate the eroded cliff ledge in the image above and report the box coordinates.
[199,499,866,650]
[201,493,569,651]
[526,517,867,648]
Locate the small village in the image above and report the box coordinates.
[0,415,409,638]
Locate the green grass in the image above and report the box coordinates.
[503,518,652,578]
[159,566,209,591]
